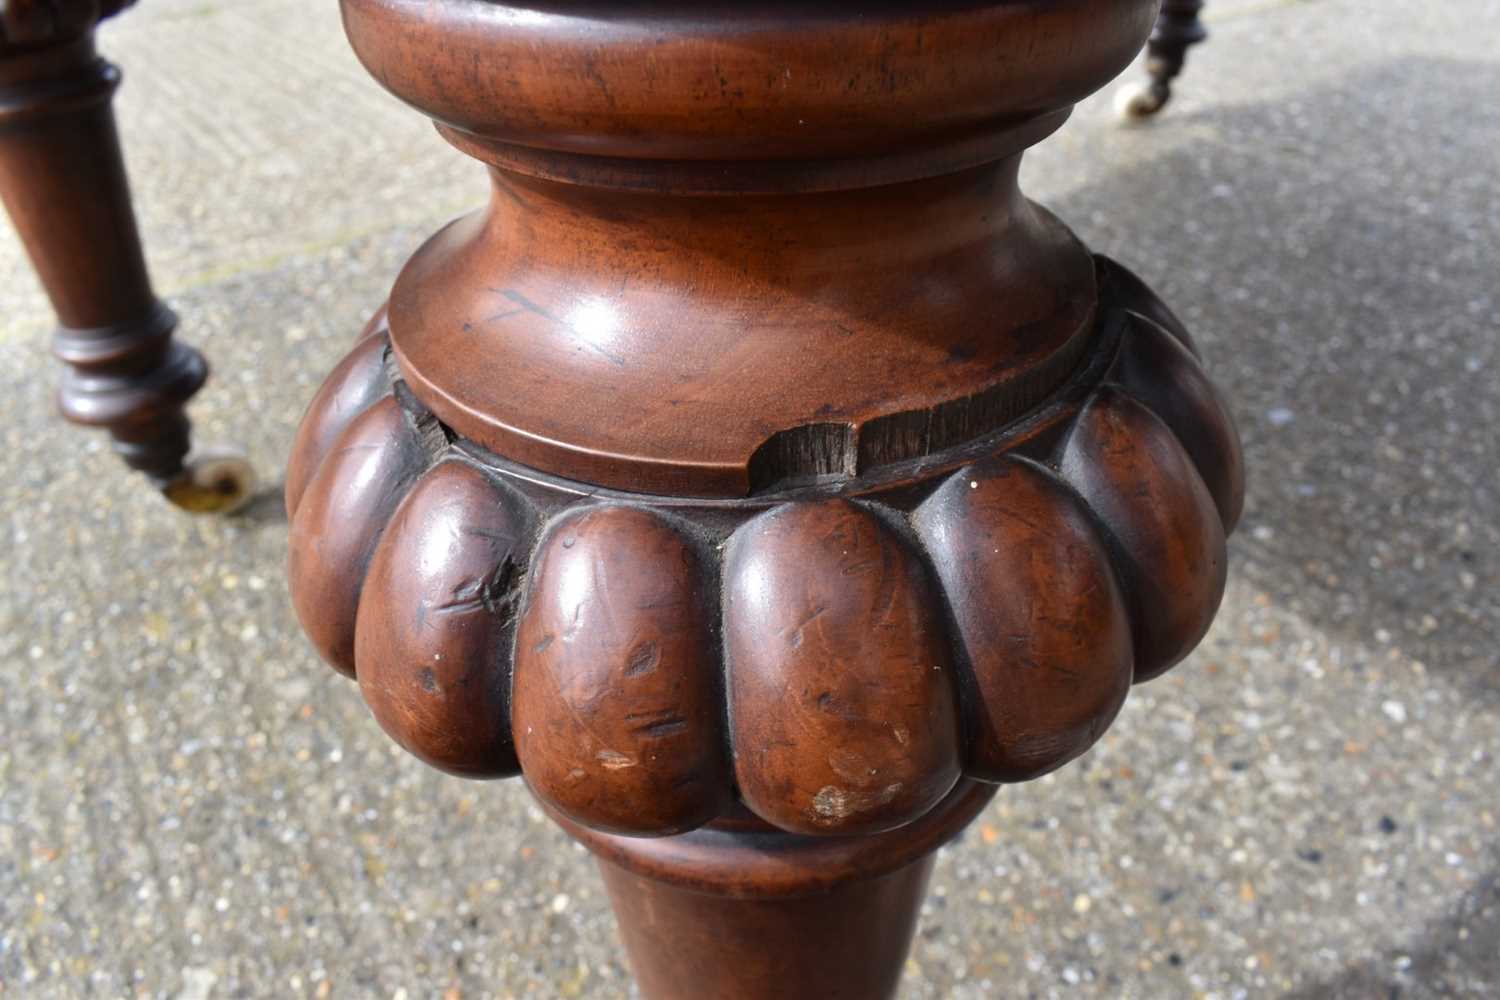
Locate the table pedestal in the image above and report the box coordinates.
[287,3,1244,996]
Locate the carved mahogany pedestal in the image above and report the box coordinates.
[1118,0,1210,120]
[0,1,253,512]
[288,3,1243,997]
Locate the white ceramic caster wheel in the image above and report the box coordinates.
[162,448,257,514]
[1115,80,1169,122]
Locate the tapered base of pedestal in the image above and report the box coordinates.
[549,781,996,1000]
[599,853,933,1000]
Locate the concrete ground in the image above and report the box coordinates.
[2,0,1497,997]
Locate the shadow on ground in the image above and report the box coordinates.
[1043,57,1500,998]
[1053,56,1499,699]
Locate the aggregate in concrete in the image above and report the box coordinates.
[1,1,1496,997]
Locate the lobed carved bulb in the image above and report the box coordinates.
[286,257,1243,839]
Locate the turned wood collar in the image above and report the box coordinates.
[335,1,1164,498]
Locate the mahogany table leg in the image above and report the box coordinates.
[1118,0,1209,120]
[0,5,253,512]
[286,3,1244,996]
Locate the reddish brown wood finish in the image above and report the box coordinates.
[285,3,1246,996]
[287,396,430,676]
[284,324,391,517]
[341,1,1153,177]
[560,780,997,1000]
[1060,387,1228,681]
[600,851,933,1000]
[288,261,1239,798]
[346,0,1163,497]
[0,2,212,491]
[387,164,1097,496]
[514,505,730,835]
[725,500,962,836]
[915,457,1134,783]
[355,460,526,778]
[1109,311,1245,532]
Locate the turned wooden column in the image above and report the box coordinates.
[286,3,1244,997]
[0,0,252,511]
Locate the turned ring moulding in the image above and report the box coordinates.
[342,0,1165,498]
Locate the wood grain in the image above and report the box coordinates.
[724,500,962,835]
[555,779,997,1000]
[1110,312,1245,532]
[282,4,1245,996]
[1,10,207,485]
[355,460,526,778]
[915,457,1134,782]
[284,328,391,517]
[1059,387,1227,681]
[287,397,429,677]
[513,506,730,835]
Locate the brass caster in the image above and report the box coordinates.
[162,448,257,515]
[1115,80,1170,122]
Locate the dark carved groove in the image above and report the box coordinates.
[746,422,856,493]
[745,304,1096,495]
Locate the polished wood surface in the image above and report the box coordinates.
[284,314,391,518]
[356,459,527,778]
[349,0,1163,497]
[915,456,1134,783]
[288,260,1241,810]
[598,848,935,1000]
[287,395,430,676]
[1060,386,1228,681]
[725,499,962,836]
[285,2,1245,995]
[514,505,731,834]
[387,165,1096,496]
[341,0,1154,176]
[562,779,997,1000]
